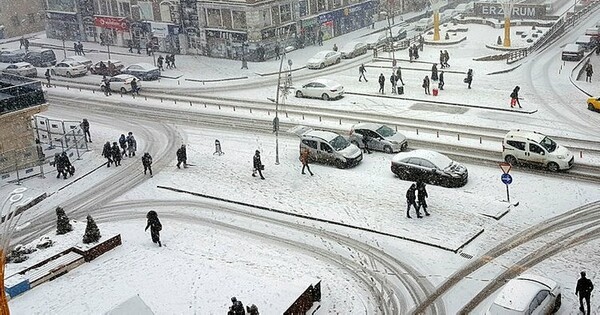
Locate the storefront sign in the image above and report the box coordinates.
[151,22,170,38]
[348,1,373,14]
[474,3,546,18]
[94,16,129,31]
[318,13,333,24]
[46,11,77,23]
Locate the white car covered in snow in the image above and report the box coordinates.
[487,274,561,315]
[306,51,341,69]
[51,61,88,77]
[295,78,344,101]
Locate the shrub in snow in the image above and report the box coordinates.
[532,25,536,30]
[446,32,450,40]
[56,206,73,235]
[82,215,101,244]
[8,244,36,263]
[35,236,54,249]
[497,36,502,45]
[527,38,534,43]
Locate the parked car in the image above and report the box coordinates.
[288,125,363,169]
[390,26,408,41]
[120,63,160,80]
[588,96,600,111]
[561,44,584,61]
[51,61,88,77]
[391,149,468,187]
[502,129,574,172]
[306,51,342,69]
[89,60,124,76]
[104,74,141,93]
[61,56,92,70]
[295,78,344,101]
[414,17,433,31]
[340,42,368,59]
[23,49,57,67]
[350,123,408,153]
[0,49,26,63]
[364,32,387,49]
[486,274,561,315]
[3,62,37,77]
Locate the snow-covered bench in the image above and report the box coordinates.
[23,251,85,288]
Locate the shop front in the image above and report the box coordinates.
[93,16,131,47]
[205,29,247,59]
[147,22,181,54]
[46,11,80,41]
[299,17,319,47]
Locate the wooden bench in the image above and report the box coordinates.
[23,251,85,288]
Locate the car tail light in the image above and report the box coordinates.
[331,89,337,92]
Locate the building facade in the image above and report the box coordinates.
[0,0,46,39]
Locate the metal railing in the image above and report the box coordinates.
[0,74,46,115]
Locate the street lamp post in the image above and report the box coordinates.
[381,11,396,65]
[273,51,293,165]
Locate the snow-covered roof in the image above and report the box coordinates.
[392,149,452,169]
[305,130,339,142]
[505,129,545,143]
[352,122,382,131]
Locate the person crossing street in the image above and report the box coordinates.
[176,144,187,169]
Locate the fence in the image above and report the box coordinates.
[284,281,321,315]
[0,115,88,184]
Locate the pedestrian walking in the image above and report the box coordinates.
[229,297,245,315]
[576,271,594,315]
[252,150,265,179]
[102,141,113,167]
[60,152,72,179]
[118,134,127,156]
[438,71,445,90]
[585,63,593,82]
[55,153,67,179]
[510,86,522,108]
[416,181,430,216]
[170,54,176,68]
[412,44,419,60]
[176,144,187,169]
[73,42,79,55]
[111,142,122,166]
[131,78,140,95]
[396,66,404,86]
[418,35,424,51]
[362,133,372,154]
[333,43,338,52]
[275,45,280,60]
[317,30,324,46]
[300,148,313,176]
[78,42,85,56]
[378,73,385,94]
[431,64,438,81]
[422,75,430,95]
[439,50,445,68]
[406,183,421,218]
[359,64,368,82]
[145,210,162,247]
[128,42,133,53]
[142,152,153,176]
[44,69,51,88]
[443,50,450,67]
[80,118,91,142]
[101,75,112,96]
[19,37,25,49]
[464,69,473,89]
[23,38,29,51]
[126,132,137,157]
[157,55,164,71]
[390,72,397,94]
[409,47,414,62]
[135,41,141,54]
[165,55,172,69]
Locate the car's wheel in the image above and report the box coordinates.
[589,103,595,111]
[383,145,393,154]
[321,93,330,101]
[553,293,561,313]
[547,162,560,172]
[336,58,341,64]
[320,63,325,69]
[50,69,56,76]
[120,87,127,93]
[336,160,346,169]
[295,91,304,98]
[66,71,72,78]
[505,155,518,165]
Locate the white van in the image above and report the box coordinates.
[502,130,574,172]
[288,125,363,168]
[575,35,595,50]
[561,44,584,61]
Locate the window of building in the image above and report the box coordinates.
[280,4,291,23]
[332,0,341,8]
[271,6,280,26]
[222,9,232,28]
[260,8,271,27]
[299,0,307,17]
[47,0,76,12]
[159,3,173,22]
[232,11,246,29]
[117,0,131,17]
[308,0,317,14]
[96,0,110,15]
[138,2,154,20]
[206,8,222,27]
[317,0,327,11]
[11,15,21,27]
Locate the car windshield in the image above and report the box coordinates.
[329,135,350,151]
[376,125,395,137]
[540,136,557,152]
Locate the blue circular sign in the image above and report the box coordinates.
[501,173,513,185]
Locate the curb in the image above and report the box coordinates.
[185,76,248,84]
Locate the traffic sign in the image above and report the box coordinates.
[499,162,512,174]
[501,173,513,185]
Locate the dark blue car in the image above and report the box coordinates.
[0,49,26,63]
[120,63,160,81]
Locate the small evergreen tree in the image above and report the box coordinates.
[83,215,101,244]
[497,36,502,45]
[56,206,73,235]
[445,32,450,40]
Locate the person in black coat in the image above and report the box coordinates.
[111,142,122,166]
[176,144,187,169]
[142,152,153,176]
[417,181,430,216]
[390,72,397,94]
[359,64,367,82]
[396,66,404,86]
[438,71,445,90]
[378,73,385,94]
[252,150,265,179]
[145,210,162,247]
[422,75,430,95]
[55,153,68,179]
[102,141,113,167]
[229,297,245,315]
[431,64,438,81]
[119,134,127,156]
[362,133,372,154]
[510,86,522,108]
[406,183,420,218]
[80,118,91,142]
[576,271,594,315]
[465,69,473,89]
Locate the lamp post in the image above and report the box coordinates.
[241,41,248,69]
[272,50,292,165]
[0,187,32,315]
[380,11,396,65]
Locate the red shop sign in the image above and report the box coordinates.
[94,16,129,31]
